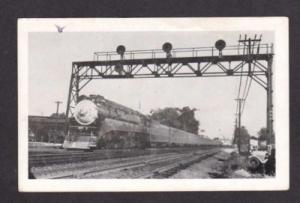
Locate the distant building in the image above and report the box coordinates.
[28,116,67,143]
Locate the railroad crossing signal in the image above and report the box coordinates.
[66,35,274,144]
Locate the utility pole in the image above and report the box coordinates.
[267,56,274,145]
[233,117,237,145]
[55,101,62,116]
[238,34,262,75]
[235,98,244,154]
[53,101,63,144]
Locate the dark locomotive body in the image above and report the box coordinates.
[63,95,222,150]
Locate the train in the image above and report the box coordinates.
[62,94,222,150]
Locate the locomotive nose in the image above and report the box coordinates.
[74,100,98,125]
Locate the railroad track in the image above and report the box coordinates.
[31,148,220,179]
[30,149,151,166]
[29,147,212,167]
[32,152,181,179]
[136,150,219,178]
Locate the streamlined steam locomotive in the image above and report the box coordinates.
[62,95,222,150]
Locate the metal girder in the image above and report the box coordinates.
[74,54,270,67]
[66,54,272,117]
[74,56,271,79]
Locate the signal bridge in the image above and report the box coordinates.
[66,37,274,144]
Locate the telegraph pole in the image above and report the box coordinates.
[234,117,237,145]
[267,56,274,145]
[235,98,244,154]
[55,101,62,116]
[54,101,63,143]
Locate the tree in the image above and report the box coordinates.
[232,126,250,154]
[258,127,268,141]
[150,108,182,128]
[50,112,66,118]
[232,126,250,144]
[150,106,200,134]
[177,106,199,134]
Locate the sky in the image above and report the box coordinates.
[28,31,274,140]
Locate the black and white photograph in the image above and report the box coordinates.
[18,18,289,191]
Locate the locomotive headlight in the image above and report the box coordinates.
[74,100,98,125]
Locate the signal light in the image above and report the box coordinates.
[116,45,126,56]
[215,40,226,51]
[215,39,226,57]
[162,42,173,58]
[162,42,173,53]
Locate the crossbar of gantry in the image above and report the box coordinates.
[71,54,271,79]
[76,54,270,67]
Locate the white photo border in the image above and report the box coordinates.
[18,17,289,192]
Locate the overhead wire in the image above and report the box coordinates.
[233,35,260,142]
[241,62,256,114]
[241,76,253,115]
[234,40,245,126]
[238,38,259,116]
[237,64,244,99]
[241,73,249,100]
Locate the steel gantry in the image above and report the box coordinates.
[66,36,274,144]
